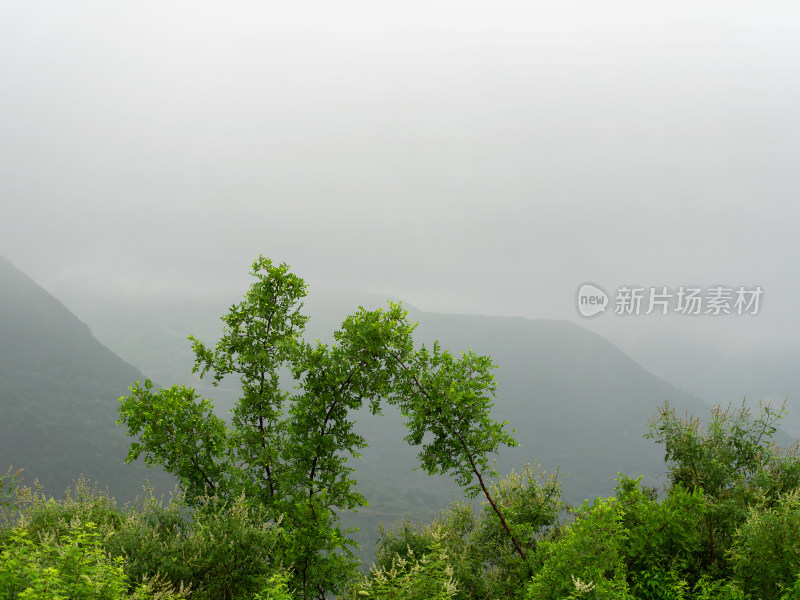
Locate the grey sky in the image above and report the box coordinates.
[2,2,799,361]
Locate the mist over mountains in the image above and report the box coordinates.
[4,254,799,558]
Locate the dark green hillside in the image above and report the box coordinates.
[0,256,175,505]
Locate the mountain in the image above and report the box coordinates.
[51,282,718,558]
[0,256,175,505]
[616,337,800,441]
[411,313,706,494]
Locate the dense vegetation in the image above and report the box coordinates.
[0,251,716,557]
[113,257,519,599]
[3,399,800,599]
[3,257,800,599]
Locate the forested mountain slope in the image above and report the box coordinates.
[0,256,175,505]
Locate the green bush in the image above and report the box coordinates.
[689,576,746,600]
[646,400,800,580]
[102,488,288,600]
[526,496,632,600]
[373,463,565,600]
[1,476,290,600]
[0,519,125,599]
[0,467,26,508]
[615,476,706,595]
[12,476,123,544]
[0,517,190,600]
[353,531,457,600]
[729,488,800,599]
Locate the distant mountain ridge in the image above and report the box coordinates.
[12,262,799,565]
[7,263,731,562]
[0,255,175,505]
[49,282,714,512]
[408,311,710,496]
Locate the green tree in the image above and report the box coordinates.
[117,257,517,600]
[615,476,704,600]
[392,342,524,560]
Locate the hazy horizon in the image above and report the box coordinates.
[3,2,799,368]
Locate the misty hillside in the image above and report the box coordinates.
[618,338,800,441]
[50,280,721,554]
[411,313,707,491]
[0,256,176,504]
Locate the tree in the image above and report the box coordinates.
[384,341,527,561]
[117,257,518,600]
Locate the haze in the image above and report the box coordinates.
[2,2,799,380]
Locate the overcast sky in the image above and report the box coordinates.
[2,2,799,360]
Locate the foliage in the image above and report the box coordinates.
[394,343,516,495]
[616,477,706,596]
[646,399,800,578]
[0,467,29,523]
[526,496,632,600]
[118,258,399,598]
[107,489,285,600]
[472,463,564,583]
[353,531,458,600]
[116,381,230,505]
[14,256,800,599]
[251,571,294,600]
[688,576,746,600]
[2,401,800,600]
[0,519,125,600]
[0,517,190,600]
[372,509,477,600]
[13,476,124,542]
[392,341,523,559]
[372,463,565,600]
[0,475,291,600]
[729,488,800,599]
[371,402,800,600]
[527,401,800,599]
[117,256,517,599]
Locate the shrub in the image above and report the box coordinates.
[1,476,289,600]
[0,517,190,600]
[526,497,632,600]
[729,488,800,599]
[354,531,457,600]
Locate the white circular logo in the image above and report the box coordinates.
[576,283,609,318]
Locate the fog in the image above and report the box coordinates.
[2,2,799,380]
